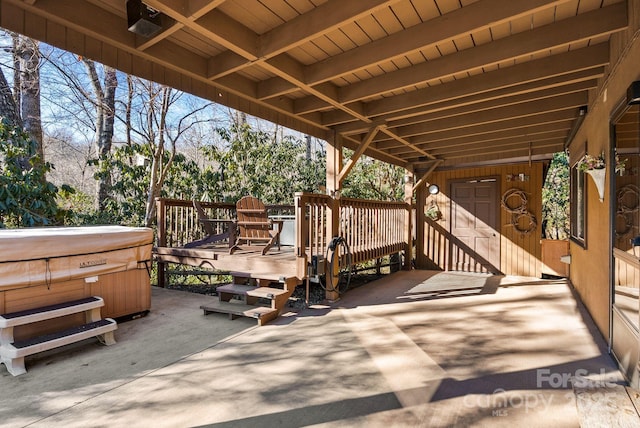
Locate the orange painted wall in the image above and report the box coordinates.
[566,2,640,341]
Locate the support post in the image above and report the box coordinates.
[325,132,342,301]
[403,165,414,270]
[155,197,167,288]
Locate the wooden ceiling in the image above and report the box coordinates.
[0,0,629,171]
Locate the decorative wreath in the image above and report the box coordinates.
[509,211,538,235]
[501,188,537,235]
[501,189,528,214]
[617,184,640,214]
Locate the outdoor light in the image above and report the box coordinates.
[127,0,163,38]
[428,184,440,195]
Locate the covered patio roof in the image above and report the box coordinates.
[0,0,629,170]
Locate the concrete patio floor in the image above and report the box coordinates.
[1,270,636,427]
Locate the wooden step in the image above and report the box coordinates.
[229,271,294,283]
[216,283,256,296]
[246,287,289,299]
[216,283,291,310]
[216,283,288,298]
[200,301,279,326]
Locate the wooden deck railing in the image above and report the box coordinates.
[294,192,411,271]
[156,195,411,282]
[156,198,234,248]
[339,197,408,265]
[155,198,293,249]
[294,193,332,271]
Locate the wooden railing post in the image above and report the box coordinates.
[326,132,342,301]
[155,197,167,288]
[294,193,308,279]
[326,195,340,301]
[403,166,414,270]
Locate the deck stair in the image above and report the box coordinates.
[200,271,299,326]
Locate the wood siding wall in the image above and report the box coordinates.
[416,162,544,277]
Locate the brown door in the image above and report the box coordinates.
[450,179,500,271]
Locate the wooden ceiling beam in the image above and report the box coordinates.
[207,51,249,80]
[412,160,443,193]
[415,131,569,158]
[259,0,400,58]
[437,146,564,168]
[305,0,570,85]
[338,3,626,103]
[379,78,598,130]
[144,1,258,59]
[378,127,436,160]
[258,59,371,123]
[133,0,227,51]
[207,0,399,80]
[385,122,574,155]
[331,44,608,133]
[338,125,382,183]
[370,81,592,141]
[146,0,373,125]
[257,77,299,100]
[372,109,581,151]
[328,78,594,131]
[151,0,226,21]
[340,134,408,168]
[391,92,587,139]
[430,138,565,159]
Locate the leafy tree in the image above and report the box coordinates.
[341,151,405,201]
[91,142,204,225]
[542,152,570,239]
[201,122,325,204]
[0,118,67,227]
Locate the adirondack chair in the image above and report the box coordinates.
[184,201,236,249]
[230,196,282,255]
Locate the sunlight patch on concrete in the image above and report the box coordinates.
[342,310,445,409]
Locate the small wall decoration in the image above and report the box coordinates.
[506,173,529,182]
[501,188,537,235]
[577,152,627,202]
[425,201,442,221]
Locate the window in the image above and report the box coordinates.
[570,162,586,245]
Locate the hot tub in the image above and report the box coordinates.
[0,226,153,340]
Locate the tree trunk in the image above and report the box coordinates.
[144,86,174,227]
[16,35,43,161]
[84,60,117,210]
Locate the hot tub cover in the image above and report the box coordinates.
[0,226,153,289]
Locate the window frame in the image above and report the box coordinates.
[570,157,587,247]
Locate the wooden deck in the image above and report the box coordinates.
[154,243,303,284]
[154,195,412,291]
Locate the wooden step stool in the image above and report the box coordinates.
[0,296,117,376]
